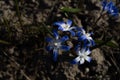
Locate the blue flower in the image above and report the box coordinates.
[77,27,95,47]
[54,19,76,36]
[71,47,92,64]
[46,30,70,61]
[102,0,107,8]
[102,0,119,16]
[108,4,119,16]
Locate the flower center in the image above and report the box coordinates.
[63,24,69,30]
[54,42,58,46]
[53,41,61,48]
[79,55,84,58]
[111,9,114,12]
[86,33,90,38]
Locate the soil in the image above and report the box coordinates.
[0,0,120,80]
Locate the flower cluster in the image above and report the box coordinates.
[46,19,95,65]
[102,0,119,16]
[45,0,119,65]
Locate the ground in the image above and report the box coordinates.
[0,0,120,80]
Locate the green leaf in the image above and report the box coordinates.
[95,40,104,44]
[95,40,119,48]
[106,40,119,48]
[60,7,81,13]
[0,40,11,45]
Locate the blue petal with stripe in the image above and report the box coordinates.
[53,49,58,61]
[78,35,86,41]
[105,1,113,10]
[71,57,80,64]
[85,56,92,62]
[77,27,84,31]
[61,45,70,51]
[69,30,75,36]
[83,39,95,47]
[53,30,59,38]
[54,21,64,27]
[102,0,107,8]
[74,44,80,51]
[76,31,82,36]
[90,40,95,46]
[71,59,78,64]
[46,46,53,51]
[60,35,69,42]
[54,21,64,31]
[58,26,64,31]
[66,19,72,27]
[45,37,53,42]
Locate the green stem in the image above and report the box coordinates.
[92,9,105,27]
[3,17,9,28]
[14,0,23,27]
[42,23,53,36]
[3,17,11,35]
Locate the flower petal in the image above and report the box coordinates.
[90,40,95,46]
[79,27,86,34]
[54,21,67,31]
[89,32,93,36]
[54,21,64,27]
[61,45,70,51]
[81,47,86,54]
[74,45,80,51]
[83,39,95,47]
[83,39,88,47]
[80,58,85,64]
[46,46,53,51]
[77,50,82,56]
[102,0,107,8]
[69,30,75,36]
[84,56,92,62]
[53,49,58,61]
[69,26,77,30]
[66,20,72,28]
[58,26,64,31]
[78,35,86,41]
[77,31,82,36]
[53,30,59,39]
[71,56,80,64]
[105,1,113,11]
[60,35,69,42]
[85,49,91,55]
[45,37,53,42]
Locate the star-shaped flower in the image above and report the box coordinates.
[54,19,76,36]
[102,0,119,16]
[46,30,70,61]
[71,47,92,64]
[77,27,95,47]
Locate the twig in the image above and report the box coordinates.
[92,10,105,27]
[110,52,120,74]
